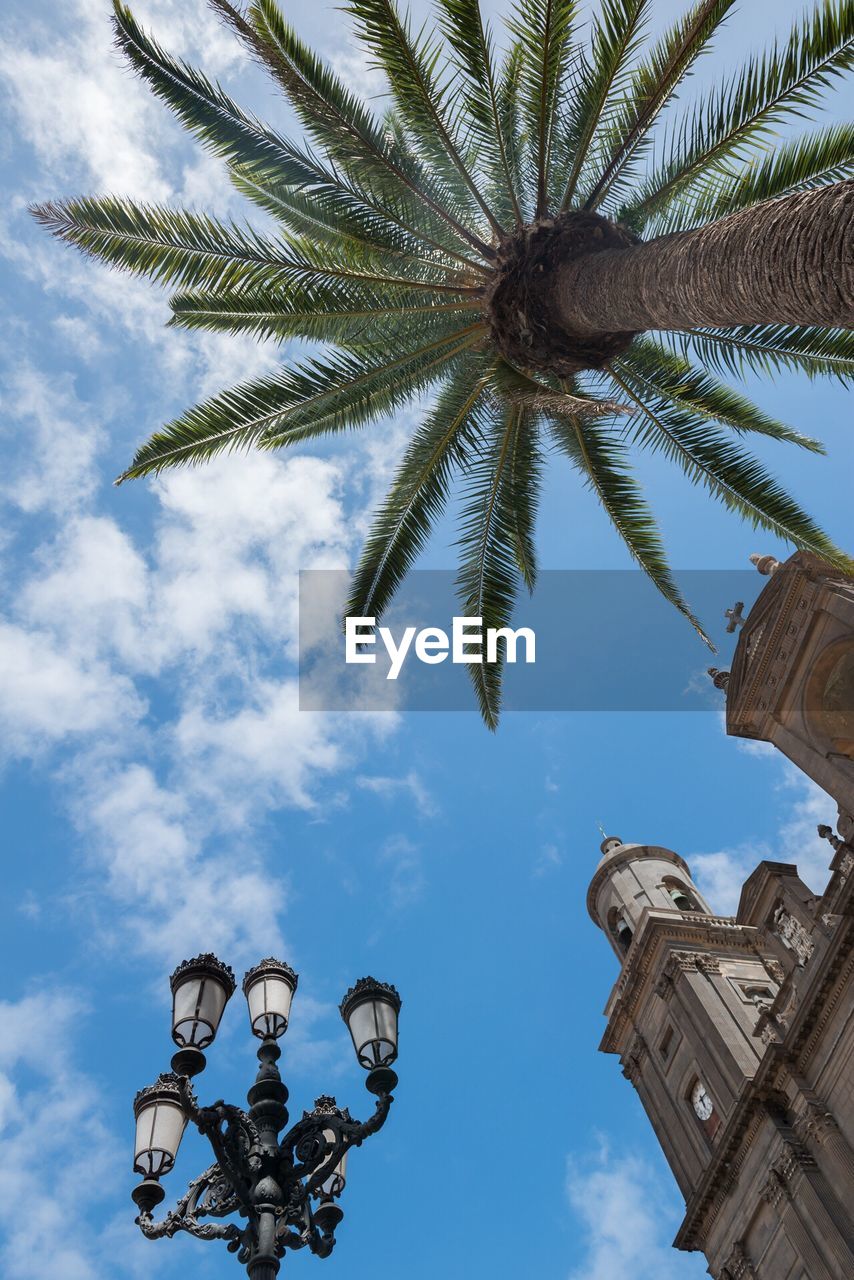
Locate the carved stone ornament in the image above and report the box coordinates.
[621,1032,647,1084]
[765,959,786,984]
[695,955,722,976]
[772,906,815,966]
[794,1100,840,1147]
[718,1240,757,1280]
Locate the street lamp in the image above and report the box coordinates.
[132,958,401,1280]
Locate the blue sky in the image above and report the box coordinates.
[0,2,851,1279]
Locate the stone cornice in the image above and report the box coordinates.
[599,914,756,1056]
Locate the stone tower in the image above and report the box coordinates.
[589,834,854,1279]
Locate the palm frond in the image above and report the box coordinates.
[650,124,854,232]
[628,1,854,224]
[244,0,493,256]
[169,280,481,345]
[31,197,290,292]
[608,361,849,566]
[583,0,736,211]
[555,0,649,210]
[110,2,310,185]
[623,338,825,451]
[666,324,854,383]
[508,0,579,216]
[344,0,504,238]
[229,155,486,275]
[549,411,710,642]
[121,324,484,479]
[455,404,536,729]
[438,0,524,224]
[31,197,482,299]
[348,355,496,619]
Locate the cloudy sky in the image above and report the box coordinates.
[0,2,851,1278]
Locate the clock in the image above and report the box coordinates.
[691,1080,714,1122]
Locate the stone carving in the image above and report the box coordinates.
[725,602,747,632]
[696,954,722,976]
[772,906,815,966]
[750,553,781,576]
[708,667,731,691]
[719,1240,757,1280]
[765,959,786,984]
[794,1101,839,1148]
[817,823,844,853]
[622,1031,648,1083]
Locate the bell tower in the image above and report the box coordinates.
[588,833,854,1279]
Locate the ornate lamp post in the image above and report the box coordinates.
[131,957,401,1279]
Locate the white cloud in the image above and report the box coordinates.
[0,365,105,515]
[566,1142,697,1280]
[356,769,437,817]
[378,834,425,910]
[0,621,144,757]
[0,989,122,1280]
[534,842,563,877]
[690,765,838,914]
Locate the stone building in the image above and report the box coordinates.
[589,553,854,1278]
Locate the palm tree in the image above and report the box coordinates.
[34,0,854,726]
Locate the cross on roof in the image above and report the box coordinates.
[725,601,746,633]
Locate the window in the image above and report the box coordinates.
[608,908,633,955]
[662,877,700,913]
[659,1027,673,1060]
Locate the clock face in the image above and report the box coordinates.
[691,1080,714,1121]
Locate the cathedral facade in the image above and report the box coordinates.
[589,553,854,1279]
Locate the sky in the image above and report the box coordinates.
[0,2,852,1279]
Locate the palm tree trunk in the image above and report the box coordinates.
[556,181,854,334]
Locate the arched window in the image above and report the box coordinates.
[608,908,633,955]
[803,638,854,758]
[663,877,700,913]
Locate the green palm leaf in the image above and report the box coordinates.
[549,411,710,642]
[245,0,493,256]
[508,0,579,216]
[667,324,854,383]
[628,0,854,225]
[31,197,479,296]
[624,338,825,451]
[170,281,481,345]
[455,405,537,729]
[644,124,854,233]
[555,0,649,211]
[349,355,496,620]
[438,0,524,225]
[344,0,504,238]
[583,0,737,211]
[609,361,850,566]
[121,323,484,479]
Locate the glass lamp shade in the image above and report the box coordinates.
[169,954,236,1049]
[242,958,298,1039]
[133,1073,187,1179]
[317,1128,348,1199]
[339,977,401,1069]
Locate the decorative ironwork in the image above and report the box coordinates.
[133,958,400,1278]
[339,977,402,1019]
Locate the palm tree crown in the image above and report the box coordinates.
[34,0,854,725]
